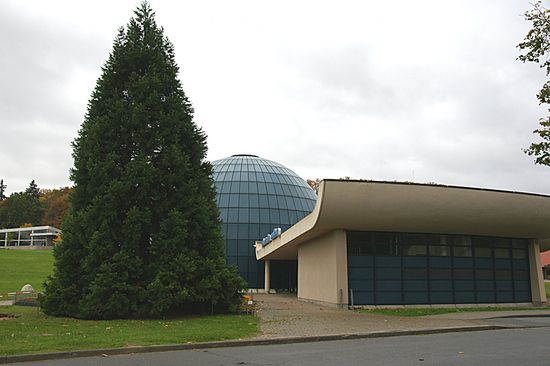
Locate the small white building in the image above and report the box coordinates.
[0,226,61,248]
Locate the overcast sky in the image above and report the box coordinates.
[1,0,550,195]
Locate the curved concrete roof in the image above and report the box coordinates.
[256,180,550,260]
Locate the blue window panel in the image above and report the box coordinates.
[402,256,427,268]
[288,211,298,223]
[228,194,239,208]
[248,194,259,207]
[429,257,452,268]
[475,258,493,269]
[248,209,260,223]
[514,291,531,302]
[430,292,453,304]
[494,259,512,269]
[239,181,248,193]
[404,292,429,304]
[454,292,475,304]
[238,240,249,255]
[268,195,279,209]
[226,224,238,239]
[375,268,401,280]
[476,292,495,303]
[285,196,296,210]
[514,280,529,291]
[281,184,292,195]
[454,269,474,280]
[237,257,248,273]
[258,195,269,208]
[269,210,280,224]
[274,184,284,195]
[353,291,374,305]
[237,223,248,239]
[248,181,258,194]
[496,292,514,303]
[430,280,452,291]
[220,223,227,237]
[230,181,240,193]
[220,182,231,194]
[376,256,401,268]
[279,210,290,225]
[238,208,249,223]
[349,267,374,279]
[376,280,402,291]
[512,249,526,259]
[454,280,474,291]
[257,182,267,194]
[227,208,239,222]
[277,196,288,209]
[240,172,249,181]
[476,280,494,291]
[403,280,428,291]
[259,209,270,223]
[430,269,452,279]
[227,256,237,266]
[403,268,428,280]
[475,269,493,280]
[495,270,512,280]
[266,183,276,194]
[348,256,374,267]
[375,292,402,305]
[239,194,249,207]
[218,194,230,207]
[453,258,473,268]
[246,224,259,241]
[495,281,513,291]
[226,240,238,256]
[349,279,374,291]
[512,259,528,270]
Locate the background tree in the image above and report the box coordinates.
[40,187,72,228]
[25,180,40,198]
[518,1,550,166]
[43,2,245,319]
[0,191,44,228]
[0,179,6,201]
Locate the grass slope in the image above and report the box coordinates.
[0,250,54,297]
[0,306,258,356]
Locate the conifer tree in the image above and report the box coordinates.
[43,2,245,319]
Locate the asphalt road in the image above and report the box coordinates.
[7,321,550,366]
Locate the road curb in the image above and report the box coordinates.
[0,325,509,364]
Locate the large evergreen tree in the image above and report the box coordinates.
[43,3,245,319]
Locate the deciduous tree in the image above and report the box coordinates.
[518,1,550,166]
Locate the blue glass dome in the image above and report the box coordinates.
[212,154,317,288]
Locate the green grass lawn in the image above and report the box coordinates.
[0,306,258,356]
[0,250,54,300]
[359,306,550,317]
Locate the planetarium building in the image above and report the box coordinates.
[212,154,317,289]
[255,180,550,307]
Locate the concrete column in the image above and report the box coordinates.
[264,260,271,293]
[30,230,34,246]
[528,239,547,305]
[17,231,20,246]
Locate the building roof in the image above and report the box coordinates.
[255,180,550,260]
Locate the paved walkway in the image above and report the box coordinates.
[253,293,492,338]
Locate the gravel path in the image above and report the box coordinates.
[253,293,489,338]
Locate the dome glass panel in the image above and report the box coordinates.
[212,154,317,288]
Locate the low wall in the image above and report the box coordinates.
[0,246,53,251]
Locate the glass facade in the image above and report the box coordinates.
[347,231,531,305]
[212,154,317,288]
